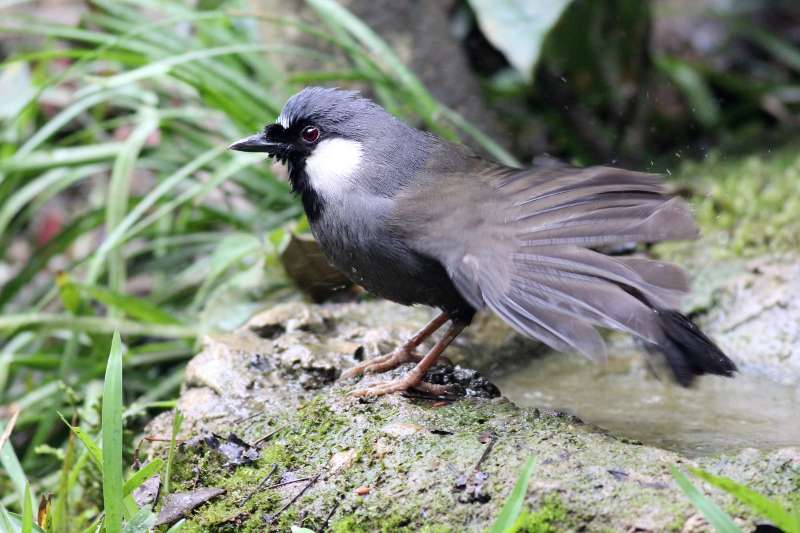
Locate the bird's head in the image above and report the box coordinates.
[230,87,384,184]
[229,87,431,205]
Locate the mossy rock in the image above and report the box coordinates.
[144,301,800,532]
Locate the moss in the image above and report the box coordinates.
[660,145,800,259]
[159,387,797,532]
[515,496,568,533]
[331,515,368,533]
[330,512,448,533]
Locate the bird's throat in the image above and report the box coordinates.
[288,159,325,223]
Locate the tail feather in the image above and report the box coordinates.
[647,309,737,386]
[404,162,738,387]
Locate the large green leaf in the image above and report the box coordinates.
[467,0,574,79]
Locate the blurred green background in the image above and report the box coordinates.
[0,0,799,529]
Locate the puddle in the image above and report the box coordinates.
[489,352,800,457]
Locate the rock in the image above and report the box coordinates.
[145,299,800,532]
[693,256,800,385]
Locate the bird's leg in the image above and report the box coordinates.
[341,312,450,379]
[349,322,465,397]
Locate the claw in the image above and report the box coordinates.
[340,348,418,379]
[348,374,421,397]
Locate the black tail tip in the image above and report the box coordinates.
[648,309,737,387]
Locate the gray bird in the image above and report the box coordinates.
[230,87,736,397]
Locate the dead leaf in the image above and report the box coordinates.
[280,233,352,302]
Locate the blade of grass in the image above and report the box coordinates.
[125,154,257,240]
[191,233,261,310]
[0,505,45,533]
[0,167,90,239]
[99,108,160,295]
[738,24,800,74]
[655,55,720,127]
[21,484,32,533]
[87,145,226,278]
[121,507,156,533]
[439,106,521,167]
[165,519,185,533]
[0,314,199,337]
[80,285,182,325]
[0,208,104,311]
[0,143,125,173]
[0,508,46,533]
[52,416,75,533]
[670,466,741,533]
[489,455,536,533]
[1,506,16,533]
[688,467,800,533]
[161,409,183,496]
[122,459,163,497]
[57,413,102,470]
[14,87,145,158]
[102,332,124,533]
[74,44,326,101]
[0,408,37,517]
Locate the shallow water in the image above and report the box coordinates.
[489,352,800,457]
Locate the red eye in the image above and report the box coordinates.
[301,126,320,143]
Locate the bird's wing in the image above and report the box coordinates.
[390,156,735,384]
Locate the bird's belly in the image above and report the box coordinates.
[311,218,474,321]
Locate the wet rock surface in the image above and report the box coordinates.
[146,297,800,532]
[691,255,800,385]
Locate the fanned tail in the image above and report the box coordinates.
[647,309,737,386]
[447,164,737,386]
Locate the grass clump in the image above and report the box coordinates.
[0,0,510,526]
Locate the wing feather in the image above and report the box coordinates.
[392,155,735,383]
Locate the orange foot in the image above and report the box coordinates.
[349,372,453,398]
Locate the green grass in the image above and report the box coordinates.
[489,456,537,533]
[2,332,162,531]
[671,466,800,533]
[0,0,522,527]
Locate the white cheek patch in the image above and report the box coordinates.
[304,138,364,197]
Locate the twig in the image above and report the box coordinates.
[267,473,320,524]
[231,411,268,425]
[238,464,278,506]
[265,476,312,490]
[474,433,496,472]
[143,435,186,443]
[0,405,20,452]
[454,432,497,496]
[321,499,340,531]
[252,425,284,446]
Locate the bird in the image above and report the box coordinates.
[229,87,736,397]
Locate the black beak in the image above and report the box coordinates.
[228,133,282,153]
